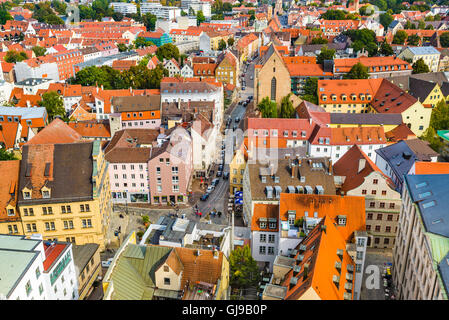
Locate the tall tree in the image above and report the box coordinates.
[227,37,234,46]
[142,13,157,31]
[429,100,449,131]
[0,4,13,24]
[156,43,180,61]
[229,245,261,289]
[39,91,65,121]
[407,34,420,46]
[218,39,227,51]
[279,94,296,118]
[440,32,449,48]
[380,41,393,56]
[392,30,407,44]
[32,46,46,57]
[379,13,393,29]
[316,46,335,64]
[196,10,205,26]
[302,77,318,104]
[412,58,430,74]
[311,37,328,44]
[343,62,369,79]
[257,97,278,118]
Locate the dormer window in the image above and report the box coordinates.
[23,190,31,200]
[261,175,267,183]
[322,94,327,101]
[351,94,356,101]
[259,218,267,229]
[337,215,347,226]
[7,208,15,216]
[288,210,296,225]
[331,94,337,101]
[341,94,347,101]
[42,191,50,198]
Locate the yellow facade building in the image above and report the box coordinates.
[18,140,111,251]
[215,51,239,86]
[0,160,24,236]
[229,146,246,194]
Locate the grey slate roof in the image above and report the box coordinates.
[405,174,449,238]
[330,113,403,125]
[408,77,438,102]
[72,243,100,273]
[375,140,417,185]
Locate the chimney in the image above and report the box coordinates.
[358,158,366,173]
[101,84,103,90]
[291,162,296,178]
[328,159,332,175]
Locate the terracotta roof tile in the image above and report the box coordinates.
[0,160,20,221]
[26,118,82,145]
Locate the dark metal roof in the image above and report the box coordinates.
[405,174,449,238]
[330,113,403,125]
[375,141,417,185]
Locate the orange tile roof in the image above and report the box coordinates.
[0,160,20,221]
[0,122,19,149]
[282,217,355,300]
[279,193,366,243]
[251,203,279,232]
[283,56,316,64]
[385,123,416,142]
[193,63,217,76]
[236,33,258,51]
[43,243,68,271]
[413,161,449,175]
[287,63,332,77]
[68,121,110,138]
[173,246,223,289]
[333,56,410,73]
[317,78,383,105]
[26,118,82,145]
[371,79,418,114]
[310,126,386,145]
[333,145,394,192]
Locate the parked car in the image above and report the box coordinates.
[235,117,240,123]
[250,76,253,80]
[223,172,229,180]
[233,125,237,131]
[216,171,222,177]
[212,178,220,187]
[200,193,209,201]
[218,164,223,171]
[206,185,215,193]
[248,95,253,100]
[242,86,246,91]
[101,258,114,268]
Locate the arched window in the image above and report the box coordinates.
[271,77,277,101]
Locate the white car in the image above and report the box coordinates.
[206,185,215,193]
[101,258,114,268]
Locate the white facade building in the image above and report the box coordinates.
[0,234,78,300]
[141,2,181,20]
[110,2,137,15]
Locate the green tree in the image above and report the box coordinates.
[156,43,180,61]
[196,10,205,26]
[440,32,449,48]
[407,34,420,46]
[257,97,278,118]
[218,39,227,50]
[425,24,434,30]
[392,30,407,44]
[5,51,28,63]
[311,37,328,44]
[421,126,444,152]
[229,245,260,289]
[142,13,157,31]
[0,4,13,24]
[302,77,318,104]
[279,94,295,118]
[227,37,234,46]
[51,0,67,15]
[112,11,124,21]
[429,100,449,131]
[412,58,430,74]
[344,29,378,56]
[379,13,393,29]
[0,148,17,161]
[418,19,425,29]
[321,9,349,20]
[343,62,369,79]
[134,37,154,48]
[117,43,128,52]
[32,46,46,57]
[404,20,412,29]
[316,46,335,64]
[39,91,65,121]
[380,41,393,55]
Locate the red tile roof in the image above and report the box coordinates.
[26,118,82,145]
[43,243,68,271]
